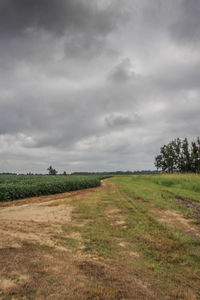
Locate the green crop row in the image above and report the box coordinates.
[0,175,111,201]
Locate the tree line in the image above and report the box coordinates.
[155,137,200,173]
[71,170,159,175]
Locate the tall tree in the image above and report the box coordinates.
[197,137,200,173]
[155,137,200,173]
[181,138,191,172]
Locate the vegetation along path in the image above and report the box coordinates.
[0,174,200,299]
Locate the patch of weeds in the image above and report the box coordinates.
[61,224,78,234]
[55,236,79,248]
[80,219,122,257]
[21,241,53,252]
[70,191,125,258]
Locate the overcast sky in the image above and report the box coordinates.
[0,0,200,173]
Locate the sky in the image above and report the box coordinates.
[0,0,200,174]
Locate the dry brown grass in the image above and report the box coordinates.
[0,241,165,300]
[171,288,197,300]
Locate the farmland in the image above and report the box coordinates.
[0,174,110,201]
[0,174,200,299]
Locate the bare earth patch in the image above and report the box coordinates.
[0,199,73,252]
[0,203,72,223]
[0,185,105,251]
[153,209,200,240]
[0,278,17,292]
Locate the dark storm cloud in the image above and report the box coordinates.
[0,0,122,64]
[0,0,113,36]
[0,0,200,173]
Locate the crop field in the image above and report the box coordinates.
[0,174,200,299]
[0,174,110,201]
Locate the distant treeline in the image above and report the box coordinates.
[0,170,160,176]
[155,137,200,173]
[71,170,160,175]
[0,172,18,175]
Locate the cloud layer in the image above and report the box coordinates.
[0,0,200,173]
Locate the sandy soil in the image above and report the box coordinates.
[0,202,72,223]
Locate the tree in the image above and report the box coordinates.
[190,139,200,173]
[197,137,200,173]
[155,139,180,173]
[155,137,200,173]
[180,138,191,172]
[47,165,58,175]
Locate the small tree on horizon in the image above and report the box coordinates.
[47,165,58,175]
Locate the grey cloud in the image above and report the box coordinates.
[109,58,135,83]
[169,0,200,45]
[0,0,123,66]
[153,60,200,91]
[64,33,107,60]
[167,102,200,136]
[0,0,112,36]
[105,113,140,129]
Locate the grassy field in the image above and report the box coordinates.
[0,174,110,201]
[0,174,200,299]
